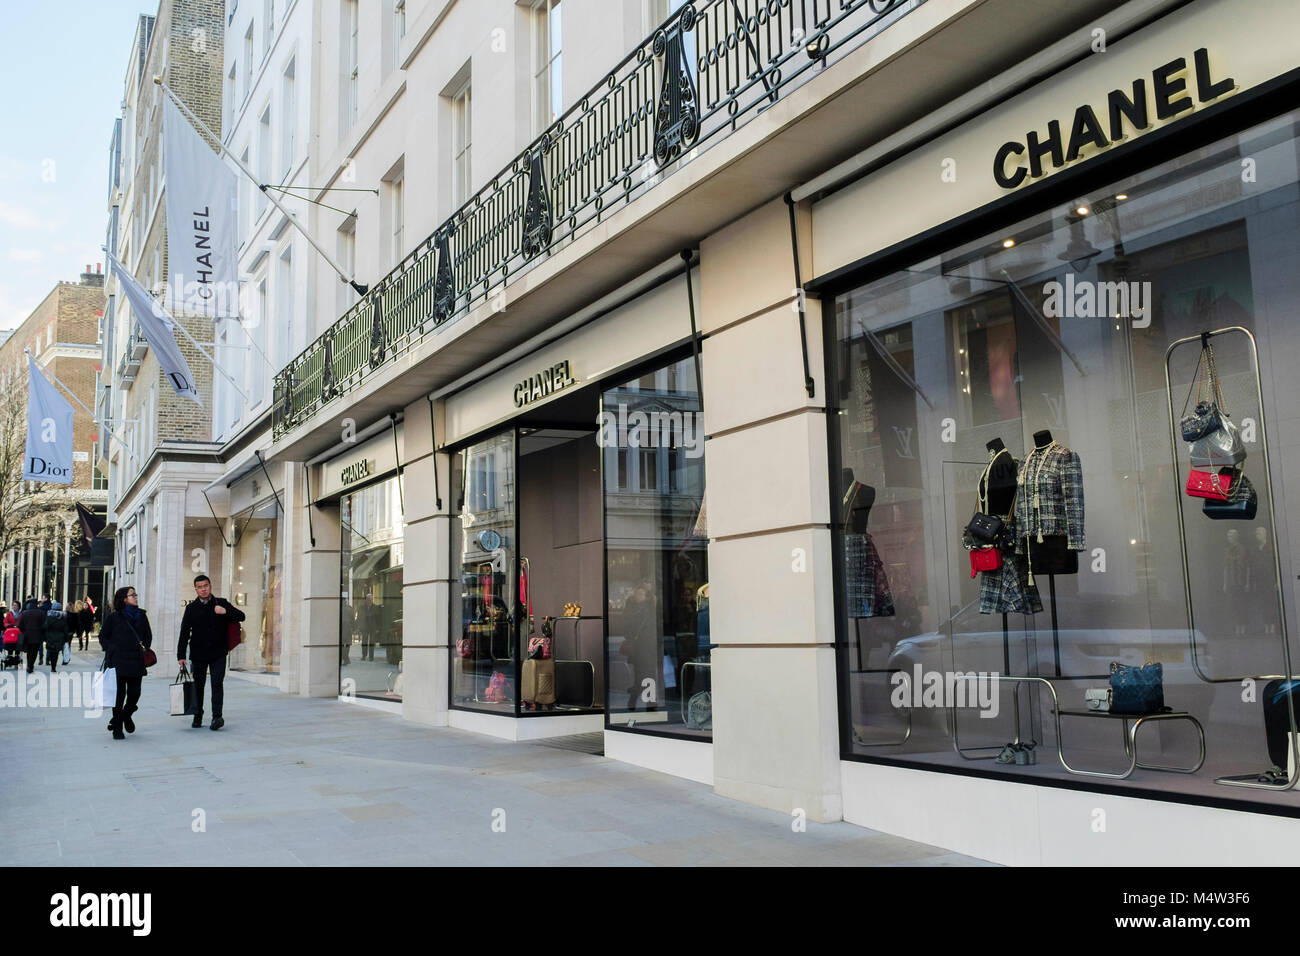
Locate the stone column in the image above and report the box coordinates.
[698,198,841,821]
[398,397,451,726]
[62,520,72,606]
[296,484,342,699]
[151,481,190,679]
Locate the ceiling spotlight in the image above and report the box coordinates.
[1002,238,1016,249]
[1075,205,1090,216]
[1115,193,1128,201]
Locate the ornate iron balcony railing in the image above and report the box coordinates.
[274,0,914,439]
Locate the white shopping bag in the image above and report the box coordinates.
[170,668,194,716]
[97,666,117,711]
[61,642,71,665]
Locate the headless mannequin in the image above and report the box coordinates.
[843,468,876,534]
[981,438,1017,517]
[1025,429,1078,575]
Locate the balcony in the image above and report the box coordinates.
[274,0,926,439]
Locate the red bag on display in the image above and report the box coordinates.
[1185,468,1233,501]
[969,547,1002,578]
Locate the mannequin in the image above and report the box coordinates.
[843,469,894,618]
[1016,428,1085,578]
[975,438,1040,616]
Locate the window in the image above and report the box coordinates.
[227,63,237,120]
[263,0,274,58]
[395,0,406,44]
[337,216,357,314]
[281,59,296,177]
[345,0,359,129]
[532,0,562,133]
[238,147,251,239]
[275,245,293,385]
[452,78,472,207]
[243,25,254,99]
[389,173,404,265]
[257,106,271,215]
[92,441,108,490]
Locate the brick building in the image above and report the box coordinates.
[0,267,110,608]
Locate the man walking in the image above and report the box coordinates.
[177,575,245,730]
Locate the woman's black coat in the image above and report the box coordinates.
[99,609,154,679]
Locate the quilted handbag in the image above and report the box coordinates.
[1188,418,1245,467]
[969,547,1002,578]
[1203,473,1258,520]
[1185,468,1234,501]
[1180,400,1223,441]
[1109,661,1165,715]
[965,512,1005,546]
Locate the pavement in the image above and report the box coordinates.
[0,648,989,867]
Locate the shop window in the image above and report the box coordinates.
[228,498,282,675]
[831,108,1300,808]
[604,355,709,737]
[339,476,405,699]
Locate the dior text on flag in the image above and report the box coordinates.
[107,254,203,406]
[23,355,74,484]
[163,96,240,318]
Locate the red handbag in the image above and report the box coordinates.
[969,547,1002,578]
[1186,468,1233,501]
[227,620,243,652]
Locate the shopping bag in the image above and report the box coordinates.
[61,642,71,665]
[98,666,117,711]
[170,666,195,716]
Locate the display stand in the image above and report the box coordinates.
[1164,326,1298,791]
[553,615,598,709]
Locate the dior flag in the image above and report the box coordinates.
[107,253,203,406]
[23,354,74,484]
[163,95,239,318]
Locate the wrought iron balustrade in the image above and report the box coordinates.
[275,0,916,438]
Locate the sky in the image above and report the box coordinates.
[0,0,152,330]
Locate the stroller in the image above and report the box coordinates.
[2,624,20,669]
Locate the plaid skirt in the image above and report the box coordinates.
[979,552,1042,615]
[845,532,895,618]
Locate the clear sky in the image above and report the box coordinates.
[0,0,152,329]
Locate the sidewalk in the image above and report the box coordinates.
[0,649,988,866]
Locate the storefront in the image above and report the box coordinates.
[226,471,285,676]
[313,427,406,702]
[440,266,710,744]
[806,0,1300,858]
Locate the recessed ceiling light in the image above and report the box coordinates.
[1002,238,1016,248]
[1075,205,1090,216]
[1115,193,1128,201]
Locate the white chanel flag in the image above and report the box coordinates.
[107,253,203,406]
[163,95,240,319]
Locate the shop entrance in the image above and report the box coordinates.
[451,385,606,717]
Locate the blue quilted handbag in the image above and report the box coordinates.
[1109,661,1164,715]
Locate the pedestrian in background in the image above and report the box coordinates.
[177,574,245,731]
[99,586,153,740]
[44,600,68,672]
[80,597,96,651]
[17,597,46,674]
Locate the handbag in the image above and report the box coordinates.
[1203,472,1258,520]
[1185,467,1235,501]
[227,619,243,652]
[61,642,71,665]
[1109,661,1165,715]
[120,616,156,669]
[1181,343,1246,465]
[170,665,196,716]
[456,636,475,659]
[527,635,552,660]
[969,547,1002,578]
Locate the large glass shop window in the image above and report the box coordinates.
[604,356,710,736]
[832,109,1300,807]
[339,476,405,700]
[228,498,283,674]
[451,431,518,713]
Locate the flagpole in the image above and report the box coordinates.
[154,77,367,297]
[169,315,252,405]
[23,349,139,469]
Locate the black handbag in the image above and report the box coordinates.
[1203,472,1258,520]
[1109,661,1166,715]
[966,512,1005,545]
[965,450,1015,548]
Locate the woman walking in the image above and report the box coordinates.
[17,598,46,674]
[81,597,96,651]
[99,587,153,740]
[44,601,69,672]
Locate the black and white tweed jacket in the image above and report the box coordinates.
[1014,442,1086,552]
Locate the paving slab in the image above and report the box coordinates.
[0,656,989,867]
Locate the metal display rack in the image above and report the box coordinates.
[1163,326,1298,791]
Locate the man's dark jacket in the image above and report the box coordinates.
[177,596,246,664]
[17,602,46,649]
